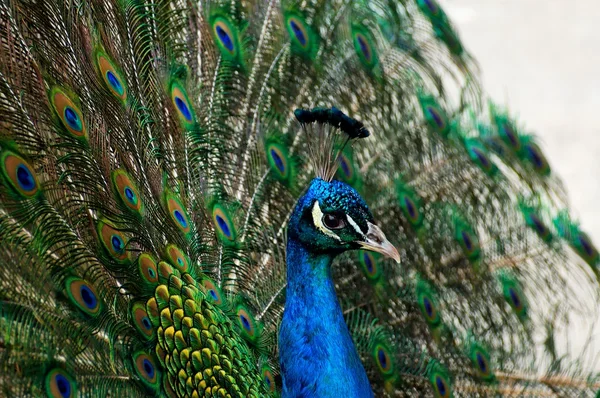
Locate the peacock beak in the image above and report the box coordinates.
[357,221,401,263]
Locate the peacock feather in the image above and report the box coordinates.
[0,0,599,397]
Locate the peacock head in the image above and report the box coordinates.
[289,177,400,262]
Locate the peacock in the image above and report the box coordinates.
[1,0,600,396]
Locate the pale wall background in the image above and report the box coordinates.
[440,0,600,243]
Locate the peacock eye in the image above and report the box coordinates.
[323,213,346,230]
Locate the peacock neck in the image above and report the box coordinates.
[279,235,373,397]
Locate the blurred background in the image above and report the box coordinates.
[439,0,600,243]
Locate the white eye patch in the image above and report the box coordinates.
[311,201,342,241]
[346,214,366,237]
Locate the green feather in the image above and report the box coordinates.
[283,8,320,60]
[0,0,598,396]
[209,9,245,67]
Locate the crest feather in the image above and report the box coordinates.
[294,107,370,181]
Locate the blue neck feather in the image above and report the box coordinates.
[279,234,372,397]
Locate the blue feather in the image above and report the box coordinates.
[279,179,373,397]
[280,240,372,397]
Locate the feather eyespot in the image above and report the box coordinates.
[111,170,143,214]
[132,302,154,339]
[165,193,192,237]
[529,214,547,235]
[363,251,375,273]
[165,244,189,273]
[175,97,191,120]
[419,0,440,15]
[284,12,318,58]
[45,369,76,398]
[351,26,379,71]
[170,82,195,127]
[508,288,521,309]
[50,88,87,139]
[426,105,446,131]
[95,51,127,102]
[210,15,242,63]
[462,231,472,251]
[469,343,494,382]
[65,277,102,316]
[174,210,187,227]
[574,231,599,265]
[373,344,394,375]
[359,250,381,281]
[499,121,521,150]
[466,141,497,176]
[356,34,372,63]
[420,295,440,327]
[64,107,82,131]
[433,375,450,397]
[235,305,260,343]
[524,211,552,242]
[580,234,595,257]
[212,204,237,243]
[336,152,357,185]
[270,149,285,172]
[202,278,224,305]
[241,314,250,329]
[416,279,441,328]
[289,18,307,47]
[339,155,351,178]
[500,273,528,320]
[266,143,291,182]
[423,297,435,318]
[418,95,450,137]
[404,197,417,219]
[524,143,550,175]
[97,220,129,262]
[429,364,452,398]
[454,224,480,262]
[1,152,40,198]
[261,366,276,393]
[476,352,487,373]
[138,253,159,284]
[133,351,160,390]
[400,193,423,228]
[216,23,234,51]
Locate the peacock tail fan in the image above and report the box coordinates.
[1,0,600,397]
